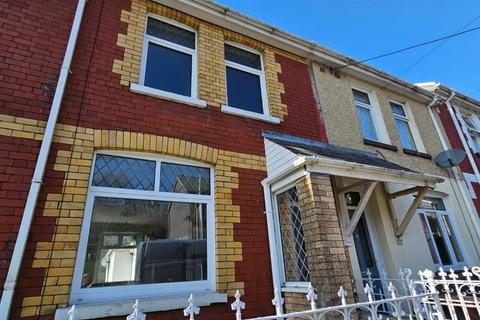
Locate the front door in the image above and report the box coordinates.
[345,192,387,303]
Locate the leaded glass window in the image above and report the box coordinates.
[72,153,213,303]
[277,187,310,282]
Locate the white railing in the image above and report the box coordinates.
[66,267,480,320]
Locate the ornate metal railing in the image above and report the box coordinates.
[66,267,480,320]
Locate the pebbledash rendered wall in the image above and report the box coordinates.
[0,0,328,318]
[437,103,480,216]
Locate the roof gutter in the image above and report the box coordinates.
[0,1,87,318]
[304,156,443,187]
[157,0,434,102]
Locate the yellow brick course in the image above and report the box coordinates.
[0,114,265,316]
[112,0,306,120]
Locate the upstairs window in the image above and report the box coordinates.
[418,197,465,268]
[71,153,214,303]
[352,89,379,141]
[390,101,417,151]
[141,16,197,98]
[225,44,268,115]
[460,113,480,153]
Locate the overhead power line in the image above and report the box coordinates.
[396,15,480,77]
[336,25,480,70]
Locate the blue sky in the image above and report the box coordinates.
[216,0,480,99]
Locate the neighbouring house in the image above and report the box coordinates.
[280,62,480,306]
[1,1,480,320]
[417,82,480,219]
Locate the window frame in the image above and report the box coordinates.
[222,41,272,120]
[272,183,310,292]
[139,14,198,100]
[459,111,480,153]
[389,100,419,151]
[70,150,216,304]
[351,86,388,143]
[417,197,466,269]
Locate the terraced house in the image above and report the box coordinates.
[1,1,479,320]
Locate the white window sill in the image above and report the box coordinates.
[54,291,227,320]
[221,105,280,124]
[130,83,207,108]
[281,285,310,294]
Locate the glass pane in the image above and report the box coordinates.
[419,214,439,264]
[394,118,417,150]
[356,105,378,140]
[160,162,210,195]
[345,192,361,206]
[462,116,476,130]
[92,154,155,190]
[425,211,452,265]
[225,44,262,70]
[441,215,464,262]
[390,102,406,117]
[146,17,195,49]
[419,197,446,211]
[226,66,263,114]
[352,89,370,104]
[277,187,309,282]
[81,197,207,288]
[144,42,192,97]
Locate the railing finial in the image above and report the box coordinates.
[272,287,284,315]
[364,283,374,302]
[231,289,246,320]
[337,286,347,306]
[183,294,200,320]
[68,305,77,320]
[126,299,146,320]
[306,283,317,310]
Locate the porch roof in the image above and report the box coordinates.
[263,131,444,187]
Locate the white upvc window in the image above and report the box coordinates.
[459,112,480,153]
[390,101,417,151]
[132,14,207,108]
[352,88,381,141]
[273,185,310,290]
[221,43,279,123]
[418,197,466,269]
[70,152,215,303]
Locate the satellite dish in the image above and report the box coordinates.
[434,149,466,168]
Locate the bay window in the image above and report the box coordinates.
[71,153,214,303]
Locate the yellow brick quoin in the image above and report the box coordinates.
[0,114,265,317]
[112,0,304,120]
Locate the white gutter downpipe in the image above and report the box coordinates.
[428,91,480,256]
[0,1,87,318]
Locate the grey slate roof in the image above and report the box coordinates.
[262,131,416,173]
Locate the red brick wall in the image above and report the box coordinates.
[438,104,480,216]
[1,0,327,318]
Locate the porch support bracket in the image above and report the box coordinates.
[388,186,430,240]
[343,181,378,238]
